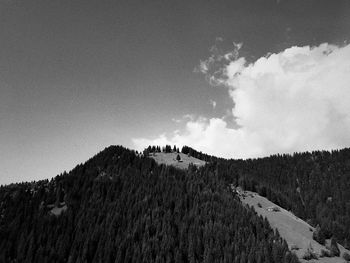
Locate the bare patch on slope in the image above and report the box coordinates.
[47,202,67,216]
[149,152,206,170]
[232,186,350,263]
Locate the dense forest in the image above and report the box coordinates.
[0,146,298,263]
[172,145,350,249]
[231,149,350,249]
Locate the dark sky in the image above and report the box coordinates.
[1,0,350,184]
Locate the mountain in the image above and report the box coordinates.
[1,145,350,262]
[146,145,350,262]
[0,146,298,263]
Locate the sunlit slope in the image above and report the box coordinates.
[149,152,206,169]
[238,189,350,263]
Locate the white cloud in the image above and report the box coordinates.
[171,118,182,123]
[133,43,350,158]
[183,114,195,121]
[197,41,243,86]
[171,114,195,124]
[210,99,217,109]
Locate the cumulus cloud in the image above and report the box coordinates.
[133,43,350,158]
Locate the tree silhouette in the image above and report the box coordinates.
[176,154,181,162]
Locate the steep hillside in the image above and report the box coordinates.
[237,189,350,263]
[167,146,350,259]
[228,149,350,248]
[0,146,298,263]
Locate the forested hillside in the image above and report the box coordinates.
[0,146,298,263]
[178,146,350,250]
[230,149,350,249]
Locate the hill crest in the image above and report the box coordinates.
[149,152,206,169]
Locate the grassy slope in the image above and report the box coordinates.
[239,190,350,263]
[149,152,206,169]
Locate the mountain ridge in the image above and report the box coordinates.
[1,145,350,262]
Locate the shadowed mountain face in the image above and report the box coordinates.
[0,146,298,263]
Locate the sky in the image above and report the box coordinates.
[1,0,350,185]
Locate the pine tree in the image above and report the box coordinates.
[176,154,181,162]
[312,225,325,245]
[330,237,340,257]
